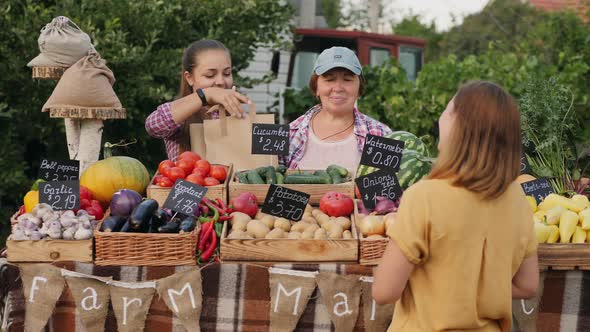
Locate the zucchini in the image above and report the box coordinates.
[276,172,284,184]
[236,171,249,184]
[327,164,348,177]
[275,165,288,174]
[284,174,331,184]
[247,170,265,184]
[129,199,159,230]
[327,168,344,184]
[313,170,333,184]
[100,216,127,232]
[265,166,277,184]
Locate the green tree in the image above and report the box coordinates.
[320,0,344,28]
[392,14,443,61]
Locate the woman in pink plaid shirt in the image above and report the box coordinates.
[280,47,391,170]
[145,39,251,161]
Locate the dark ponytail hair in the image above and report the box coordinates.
[177,39,230,99]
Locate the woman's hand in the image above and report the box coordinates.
[203,87,250,118]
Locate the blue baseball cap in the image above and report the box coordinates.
[313,47,362,76]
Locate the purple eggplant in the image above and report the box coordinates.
[110,189,143,217]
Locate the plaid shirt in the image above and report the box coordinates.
[145,102,218,161]
[279,104,392,168]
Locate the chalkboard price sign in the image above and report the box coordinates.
[39,180,80,211]
[163,179,208,216]
[251,123,290,156]
[39,158,80,181]
[359,134,405,171]
[520,151,532,175]
[355,168,403,209]
[262,184,310,221]
[521,178,554,204]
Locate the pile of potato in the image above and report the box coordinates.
[356,212,396,240]
[227,205,353,240]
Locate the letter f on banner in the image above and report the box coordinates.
[29,276,48,303]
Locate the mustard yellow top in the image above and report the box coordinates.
[388,179,537,332]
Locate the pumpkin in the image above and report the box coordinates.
[81,154,150,205]
[517,174,536,184]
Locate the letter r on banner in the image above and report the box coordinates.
[274,282,302,315]
[122,297,142,325]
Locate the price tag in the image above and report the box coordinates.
[522,138,536,156]
[355,168,403,209]
[251,123,290,156]
[261,184,310,221]
[520,151,532,175]
[39,158,80,181]
[521,178,554,204]
[39,180,80,211]
[163,179,208,216]
[360,134,405,171]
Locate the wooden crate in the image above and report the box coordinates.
[354,200,390,265]
[32,66,66,80]
[538,244,590,270]
[147,164,232,206]
[220,212,359,263]
[229,168,355,205]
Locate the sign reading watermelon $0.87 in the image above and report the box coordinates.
[360,134,405,172]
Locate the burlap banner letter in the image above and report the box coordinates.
[268,268,318,332]
[63,270,112,332]
[109,280,156,332]
[156,268,202,332]
[19,264,65,332]
[513,273,546,332]
[360,277,394,332]
[316,272,362,332]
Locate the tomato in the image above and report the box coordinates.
[167,167,186,182]
[152,174,164,185]
[186,173,205,186]
[85,206,104,221]
[194,160,211,176]
[80,185,93,201]
[176,159,194,174]
[203,177,220,186]
[192,167,208,178]
[178,151,201,164]
[158,160,174,176]
[209,165,227,182]
[18,205,26,216]
[319,191,354,217]
[80,198,91,209]
[157,176,174,187]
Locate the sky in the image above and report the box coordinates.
[384,0,490,32]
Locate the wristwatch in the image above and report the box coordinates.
[196,88,208,106]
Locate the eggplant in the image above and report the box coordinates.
[148,209,169,233]
[158,218,181,233]
[120,220,133,232]
[110,189,143,217]
[100,216,127,232]
[129,199,159,230]
[179,217,196,233]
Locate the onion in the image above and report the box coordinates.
[374,196,399,215]
[358,215,385,236]
[110,189,142,217]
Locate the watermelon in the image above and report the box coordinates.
[386,131,427,155]
[356,149,432,189]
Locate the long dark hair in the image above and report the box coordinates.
[177,39,230,99]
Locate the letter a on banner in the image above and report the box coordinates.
[19,264,65,332]
[315,272,361,332]
[109,281,156,332]
[156,268,202,332]
[64,274,112,332]
[268,268,317,332]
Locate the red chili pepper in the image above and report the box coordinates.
[198,222,213,251]
[218,215,232,222]
[215,198,229,214]
[199,202,210,216]
[202,197,223,213]
[200,231,217,261]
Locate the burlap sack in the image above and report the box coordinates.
[27,16,94,68]
[64,275,111,332]
[109,281,156,332]
[19,264,65,332]
[316,272,362,332]
[361,280,394,332]
[269,271,317,332]
[42,52,123,111]
[156,268,202,332]
[512,272,546,332]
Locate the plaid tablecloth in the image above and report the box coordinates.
[1,258,589,332]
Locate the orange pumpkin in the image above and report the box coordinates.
[517,174,536,184]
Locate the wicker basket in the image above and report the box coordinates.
[94,218,200,266]
[355,200,390,265]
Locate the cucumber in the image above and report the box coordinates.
[236,171,249,184]
[265,166,277,184]
[255,167,269,176]
[284,174,331,184]
[276,172,284,184]
[247,170,265,184]
[327,164,348,177]
[276,165,288,174]
[327,168,344,184]
[313,170,333,184]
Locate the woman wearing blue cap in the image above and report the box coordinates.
[280,46,391,170]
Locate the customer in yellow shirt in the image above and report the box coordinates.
[373,81,539,332]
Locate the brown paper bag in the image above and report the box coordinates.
[269,271,317,332]
[200,103,278,171]
[109,281,156,332]
[361,280,394,332]
[156,268,202,332]
[19,264,65,332]
[65,275,111,332]
[316,272,362,332]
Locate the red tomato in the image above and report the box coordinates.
[209,165,227,182]
[176,159,194,174]
[80,185,93,201]
[178,151,201,164]
[185,173,205,186]
[157,177,174,187]
[85,206,104,221]
[152,174,164,185]
[203,177,220,186]
[194,160,211,176]
[80,198,91,209]
[158,160,174,176]
[167,167,186,182]
[192,167,208,178]
[319,191,354,217]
